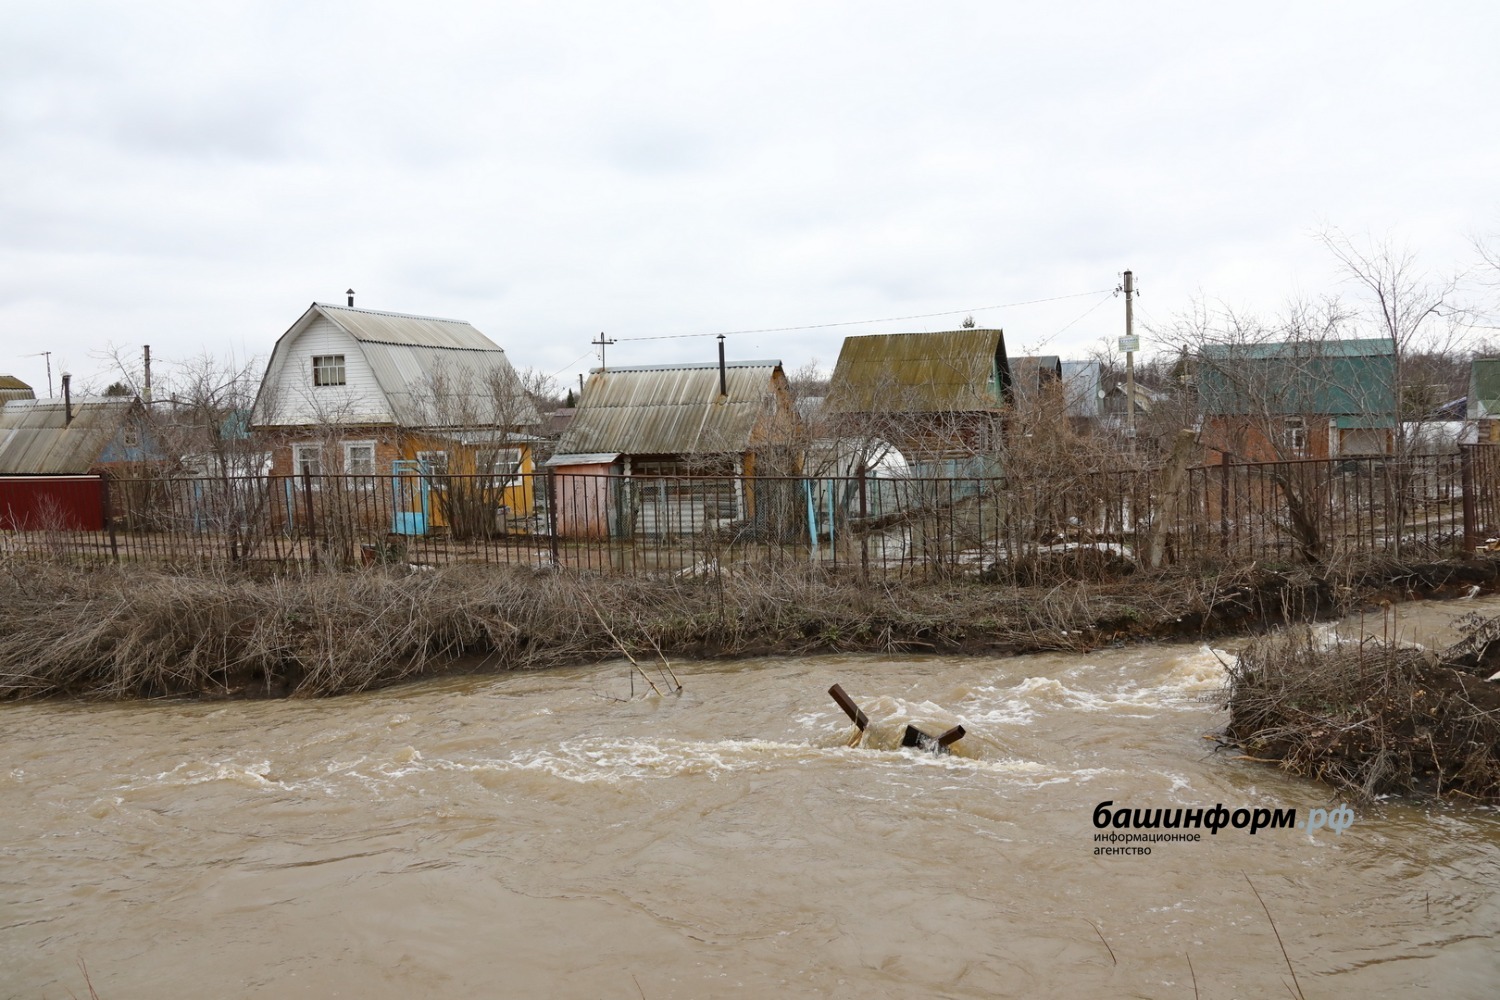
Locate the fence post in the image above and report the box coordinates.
[1146,429,1197,570]
[1219,459,1230,555]
[857,468,869,582]
[805,478,819,562]
[100,475,119,563]
[1462,445,1478,553]
[547,468,561,569]
[302,469,318,570]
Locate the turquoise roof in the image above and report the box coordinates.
[1470,358,1500,419]
[1197,338,1396,420]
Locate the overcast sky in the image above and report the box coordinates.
[3,1,1497,398]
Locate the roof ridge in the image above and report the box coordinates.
[355,337,506,352]
[315,303,475,326]
[588,360,782,373]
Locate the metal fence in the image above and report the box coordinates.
[4,448,1499,580]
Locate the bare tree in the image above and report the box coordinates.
[1318,227,1468,453]
[1319,229,1475,557]
[406,362,548,540]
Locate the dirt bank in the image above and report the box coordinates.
[3,558,1500,700]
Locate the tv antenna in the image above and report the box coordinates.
[26,351,54,397]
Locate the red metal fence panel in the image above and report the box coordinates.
[0,475,105,531]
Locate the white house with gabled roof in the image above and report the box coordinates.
[250,300,540,526]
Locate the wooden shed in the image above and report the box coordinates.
[545,360,796,539]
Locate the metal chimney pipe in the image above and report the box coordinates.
[717,334,727,397]
[347,288,355,307]
[62,373,72,425]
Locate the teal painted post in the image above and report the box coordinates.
[805,479,819,560]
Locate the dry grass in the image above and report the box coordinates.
[1,556,1492,702]
[1223,620,1500,801]
[0,560,1277,700]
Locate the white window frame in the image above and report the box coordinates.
[416,450,449,489]
[343,440,377,475]
[292,443,323,477]
[1283,416,1308,456]
[480,447,524,488]
[312,355,346,387]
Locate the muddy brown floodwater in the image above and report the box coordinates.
[4,598,1500,998]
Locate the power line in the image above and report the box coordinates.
[611,289,1116,342]
[1018,290,1118,355]
[548,349,596,380]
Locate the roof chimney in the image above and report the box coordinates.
[717,334,727,397]
[346,288,355,307]
[61,373,72,426]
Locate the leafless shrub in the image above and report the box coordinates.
[1222,622,1500,801]
[0,562,1263,700]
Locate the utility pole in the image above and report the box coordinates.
[1120,270,1138,453]
[592,332,616,372]
[143,345,152,404]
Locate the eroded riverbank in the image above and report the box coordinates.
[4,558,1500,700]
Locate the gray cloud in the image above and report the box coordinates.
[1,0,1497,396]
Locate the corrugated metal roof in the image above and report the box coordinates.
[364,341,540,428]
[315,303,500,351]
[0,375,35,405]
[1196,338,1396,418]
[1199,338,1395,361]
[1010,355,1062,380]
[0,397,137,474]
[544,452,621,467]
[554,362,784,456]
[257,303,539,429]
[825,330,1007,414]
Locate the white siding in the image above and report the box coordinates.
[259,317,394,426]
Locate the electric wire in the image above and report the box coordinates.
[548,349,596,380]
[609,288,1116,343]
[1017,290,1119,355]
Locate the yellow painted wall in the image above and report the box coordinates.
[397,433,536,530]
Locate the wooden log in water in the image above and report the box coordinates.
[828,683,869,730]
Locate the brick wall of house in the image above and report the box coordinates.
[263,427,403,477]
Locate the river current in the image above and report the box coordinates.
[4,599,1499,998]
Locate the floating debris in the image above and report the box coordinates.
[828,683,965,753]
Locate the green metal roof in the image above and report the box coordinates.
[1198,338,1394,361]
[1196,338,1396,420]
[1470,358,1500,419]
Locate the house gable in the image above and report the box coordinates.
[253,306,394,428]
[252,302,537,433]
[824,329,1010,415]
